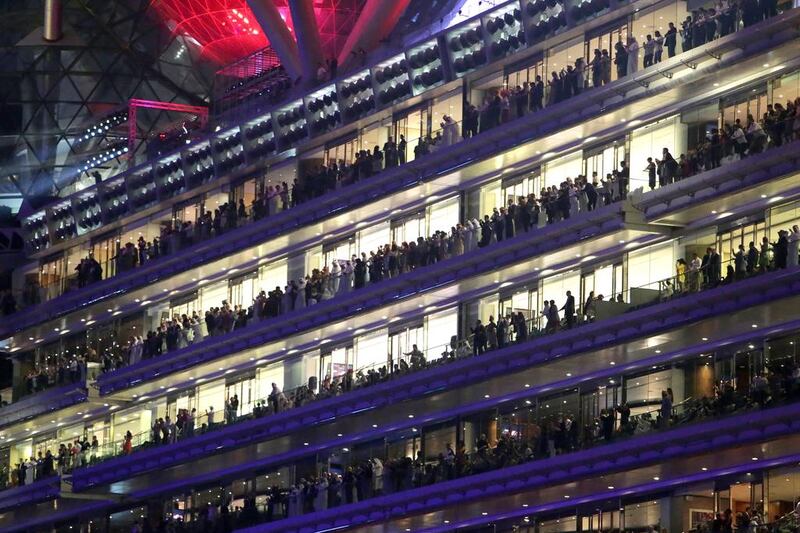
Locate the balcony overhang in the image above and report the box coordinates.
[6,11,799,341]
[68,267,800,494]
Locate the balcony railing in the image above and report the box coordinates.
[6,6,795,342]
[65,262,800,491]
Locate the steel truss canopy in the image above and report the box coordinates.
[148,0,373,68]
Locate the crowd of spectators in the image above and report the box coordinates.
[7,2,792,321]
[104,163,626,373]
[34,219,796,483]
[22,355,86,396]
[107,354,800,530]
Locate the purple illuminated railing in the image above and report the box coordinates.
[69,266,800,491]
[5,9,797,340]
[95,205,624,394]
[239,400,800,533]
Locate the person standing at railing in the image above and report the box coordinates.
[660,390,672,428]
[471,320,487,356]
[497,315,509,349]
[788,225,800,268]
[561,291,576,329]
[486,317,498,350]
[626,36,640,74]
[514,312,528,342]
[735,244,748,280]
[774,230,789,269]
[689,252,702,292]
[543,300,559,334]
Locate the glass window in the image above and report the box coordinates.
[389,325,424,365]
[170,291,200,318]
[480,180,503,215]
[320,345,354,379]
[197,382,225,423]
[546,37,584,77]
[430,91,463,138]
[502,171,539,204]
[717,220,767,266]
[324,237,356,267]
[584,263,619,301]
[625,368,674,407]
[284,355,305,391]
[200,279,229,309]
[539,515,578,533]
[392,212,424,244]
[584,141,625,182]
[541,270,581,316]
[629,116,688,191]
[506,58,545,88]
[586,23,628,84]
[39,255,67,301]
[427,196,460,235]
[259,260,288,291]
[325,135,359,167]
[360,118,392,157]
[113,405,152,441]
[722,91,768,131]
[769,200,800,234]
[478,294,499,324]
[355,330,389,371]
[394,107,428,163]
[544,151,583,188]
[624,500,662,530]
[425,308,458,361]
[767,467,800,522]
[631,2,688,50]
[627,240,676,292]
[357,221,390,256]
[500,289,538,322]
[257,362,284,401]
[774,71,800,106]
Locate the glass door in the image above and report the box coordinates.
[320,345,354,380]
[585,23,629,85]
[716,219,767,266]
[721,90,768,129]
[502,172,539,204]
[583,141,625,182]
[580,382,620,430]
[506,59,545,88]
[394,106,429,163]
[325,136,359,167]
[225,376,255,418]
[90,231,121,280]
[228,271,257,308]
[389,325,424,367]
[391,212,425,244]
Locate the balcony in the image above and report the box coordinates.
[0,383,86,430]
[94,204,627,394]
[66,265,800,491]
[5,7,798,340]
[238,400,800,532]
